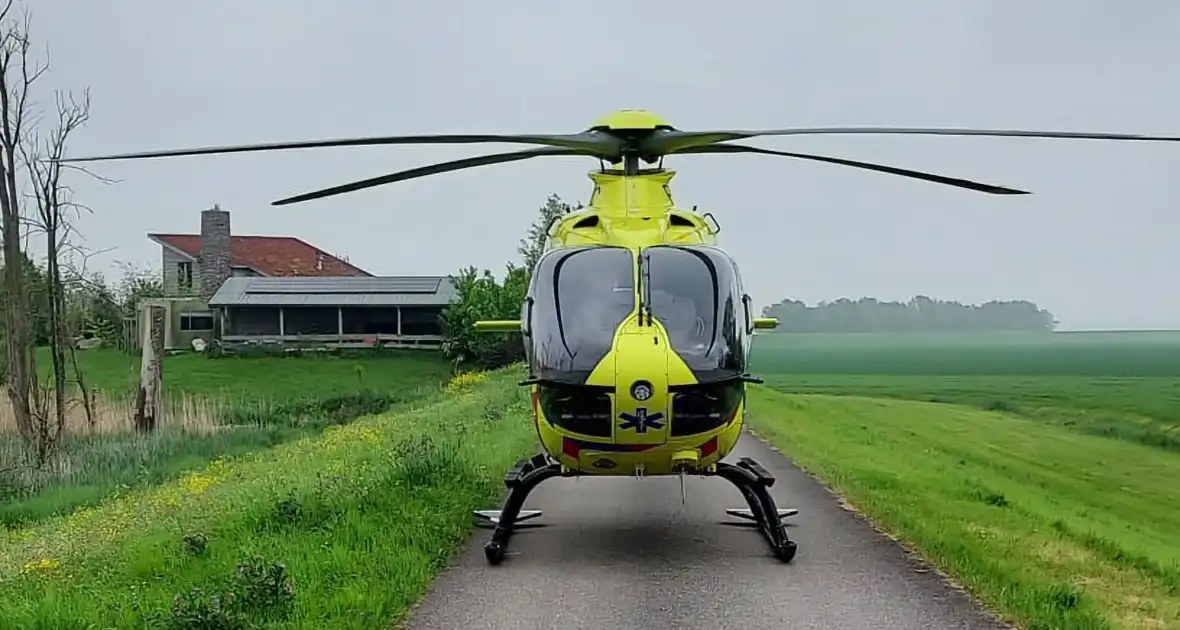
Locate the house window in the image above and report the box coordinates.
[180,311,215,331]
[177,261,194,292]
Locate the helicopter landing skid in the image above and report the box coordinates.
[478,453,570,565]
[713,457,799,563]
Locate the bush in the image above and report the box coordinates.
[440,265,529,370]
[439,192,580,370]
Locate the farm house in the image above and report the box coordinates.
[128,205,458,353]
[206,276,456,349]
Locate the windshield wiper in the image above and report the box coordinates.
[637,249,653,327]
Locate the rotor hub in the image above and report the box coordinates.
[589,109,674,133]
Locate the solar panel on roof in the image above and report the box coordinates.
[243,277,442,295]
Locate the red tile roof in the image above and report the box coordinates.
[148,233,372,278]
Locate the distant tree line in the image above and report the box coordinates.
[760,296,1058,333]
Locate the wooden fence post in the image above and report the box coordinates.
[133,304,166,432]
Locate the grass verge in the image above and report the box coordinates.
[2,352,455,529]
[762,374,1180,453]
[0,366,536,629]
[746,386,1180,630]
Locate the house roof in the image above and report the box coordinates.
[208,276,457,308]
[147,233,372,278]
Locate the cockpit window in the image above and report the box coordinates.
[644,245,744,382]
[528,246,635,383]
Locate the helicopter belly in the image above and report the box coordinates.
[567,429,731,476]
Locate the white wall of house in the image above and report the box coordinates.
[162,246,198,297]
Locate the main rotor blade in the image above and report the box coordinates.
[271,147,586,206]
[646,126,1180,154]
[676,143,1028,195]
[59,132,620,164]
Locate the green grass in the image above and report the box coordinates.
[750,330,1180,376]
[761,374,1180,452]
[54,346,455,401]
[9,331,1179,629]
[745,330,1180,630]
[746,388,1180,630]
[2,349,456,529]
[0,366,537,629]
[751,331,1180,451]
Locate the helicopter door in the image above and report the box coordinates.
[643,245,746,384]
[527,246,636,384]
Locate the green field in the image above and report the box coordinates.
[38,347,456,401]
[746,330,1180,630]
[750,330,1180,376]
[750,331,1180,452]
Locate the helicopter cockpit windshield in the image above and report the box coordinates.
[643,245,745,383]
[527,246,636,383]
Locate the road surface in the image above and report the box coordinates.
[401,431,1009,630]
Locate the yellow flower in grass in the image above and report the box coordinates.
[445,370,488,394]
[21,557,59,575]
[180,472,215,496]
[178,454,236,496]
[356,426,382,443]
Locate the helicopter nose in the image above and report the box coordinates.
[611,331,671,445]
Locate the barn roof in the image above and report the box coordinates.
[207,276,457,308]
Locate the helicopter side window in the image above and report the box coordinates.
[529,246,636,382]
[645,245,744,381]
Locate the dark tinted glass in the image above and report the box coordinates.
[528,246,635,383]
[644,245,745,382]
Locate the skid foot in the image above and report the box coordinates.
[480,453,570,565]
[726,507,799,521]
[712,456,799,563]
[473,509,543,525]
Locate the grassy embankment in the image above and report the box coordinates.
[0,364,537,629]
[1,349,454,528]
[746,330,1180,630]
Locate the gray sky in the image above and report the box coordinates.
[29,0,1180,330]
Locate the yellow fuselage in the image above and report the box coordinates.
[523,168,754,477]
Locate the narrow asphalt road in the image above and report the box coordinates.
[401,431,1009,630]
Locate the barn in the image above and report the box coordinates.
[207,276,455,348]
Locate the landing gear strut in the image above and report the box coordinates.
[714,456,799,562]
[475,454,798,565]
[474,453,570,565]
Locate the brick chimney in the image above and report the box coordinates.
[199,204,232,301]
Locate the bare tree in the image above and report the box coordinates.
[22,90,91,452]
[0,0,45,447]
[0,1,104,463]
[58,246,113,432]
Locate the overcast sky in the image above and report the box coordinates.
[26,0,1180,330]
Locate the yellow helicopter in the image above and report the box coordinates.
[61,109,1180,565]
